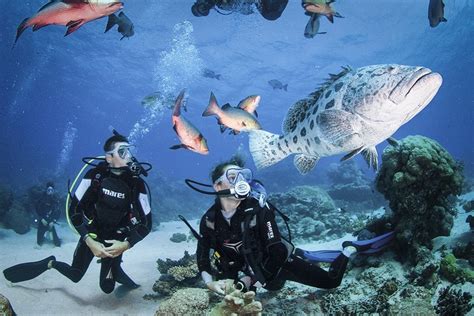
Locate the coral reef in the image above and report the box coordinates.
[435,286,473,316]
[375,136,464,263]
[0,293,15,316]
[4,200,31,234]
[462,199,474,212]
[0,185,13,219]
[155,288,209,315]
[326,160,385,211]
[153,251,201,296]
[439,253,474,284]
[453,241,474,266]
[170,232,187,243]
[269,186,356,241]
[210,283,263,316]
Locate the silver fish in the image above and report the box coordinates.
[202,92,261,134]
[203,68,222,80]
[268,79,288,91]
[248,64,443,174]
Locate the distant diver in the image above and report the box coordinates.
[3,131,153,294]
[34,181,61,247]
[191,0,288,21]
[182,155,395,294]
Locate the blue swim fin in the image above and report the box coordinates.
[296,249,342,263]
[296,231,395,263]
[342,231,395,254]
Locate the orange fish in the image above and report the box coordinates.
[15,0,123,44]
[171,90,209,155]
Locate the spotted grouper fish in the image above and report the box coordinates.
[248,64,443,174]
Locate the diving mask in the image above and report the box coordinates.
[106,143,135,160]
[215,167,253,185]
[46,186,54,195]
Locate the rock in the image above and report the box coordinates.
[170,233,187,243]
[0,293,15,316]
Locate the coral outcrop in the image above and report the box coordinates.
[0,293,15,316]
[155,288,209,315]
[269,186,356,241]
[152,251,201,296]
[375,136,464,262]
[435,286,473,316]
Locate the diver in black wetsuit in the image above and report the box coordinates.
[3,133,153,294]
[190,155,394,294]
[191,0,288,21]
[35,182,61,247]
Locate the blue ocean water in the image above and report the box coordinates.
[0,0,472,190]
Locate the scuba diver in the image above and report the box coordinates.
[191,0,289,21]
[3,131,153,294]
[184,155,394,294]
[35,181,61,247]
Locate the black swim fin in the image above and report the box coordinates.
[3,256,55,283]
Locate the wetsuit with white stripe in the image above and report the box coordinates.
[51,165,152,293]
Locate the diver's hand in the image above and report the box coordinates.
[48,221,54,229]
[85,237,113,258]
[207,279,232,295]
[104,240,130,257]
[40,218,48,226]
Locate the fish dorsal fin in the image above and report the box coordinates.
[283,66,352,135]
[282,99,312,134]
[38,0,62,12]
[294,154,320,175]
[317,66,352,93]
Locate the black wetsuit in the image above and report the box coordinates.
[196,198,349,291]
[52,165,152,293]
[35,193,60,246]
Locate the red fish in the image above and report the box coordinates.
[15,0,123,44]
[171,90,209,155]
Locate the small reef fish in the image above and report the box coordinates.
[248,64,443,174]
[15,0,123,45]
[428,0,447,28]
[171,90,209,155]
[268,79,288,91]
[203,68,222,80]
[141,92,179,110]
[105,11,134,40]
[202,92,261,135]
[302,0,342,38]
[237,95,261,117]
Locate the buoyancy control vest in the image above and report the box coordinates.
[95,176,132,229]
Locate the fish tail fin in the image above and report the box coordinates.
[216,74,221,80]
[284,84,288,91]
[248,130,290,170]
[334,11,344,18]
[15,17,30,45]
[173,89,186,117]
[105,13,119,33]
[202,92,221,117]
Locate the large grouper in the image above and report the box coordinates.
[248,64,443,174]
